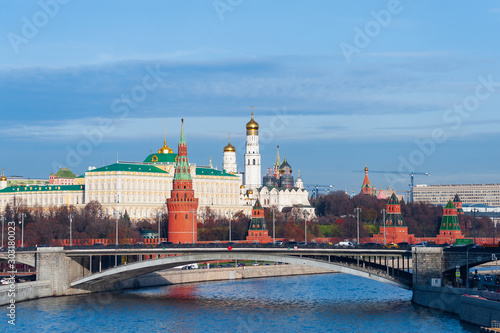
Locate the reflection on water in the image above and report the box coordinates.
[11,274,479,333]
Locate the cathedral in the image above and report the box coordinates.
[0,111,314,222]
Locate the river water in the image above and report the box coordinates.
[7,273,480,332]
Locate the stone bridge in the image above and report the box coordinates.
[1,245,499,297]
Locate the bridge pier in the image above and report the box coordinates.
[412,247,443,287]
[36,247,91,295]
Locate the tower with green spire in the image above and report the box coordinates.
[453,194,464,215]
[440,201,461,231]
[385,193,407,227]
[374,193,412,244]
[437,200,464,243]
[246,199,272,243]
[167,119,199,244]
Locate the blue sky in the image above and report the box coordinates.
[1,0,500,196]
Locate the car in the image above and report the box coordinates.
[361,242,383,248]
[237,263,246,267]
[411,242,428,247]
[284,241,298,247]
[93,242,104,247]
[157,241,173,247]
[397,242,410,248]
[336,241,355,247]
[252,262,259,266]
[298,241,308,246]
[484,274,493,283]
[384,243,399,249]
[275,241,284,246]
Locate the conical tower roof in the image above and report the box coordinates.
[441,200,461,231]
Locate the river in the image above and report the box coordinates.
[7,273,480,332]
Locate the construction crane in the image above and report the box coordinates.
[352,170,430,203]
[304,184,335,199]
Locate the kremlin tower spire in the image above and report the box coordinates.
[361,165,373,195]
[273,145,281,178]
[167,119,199,244]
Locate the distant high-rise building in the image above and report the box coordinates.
[413,184,500,207]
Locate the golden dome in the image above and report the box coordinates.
[158,140,173,154]
[246,110,259,134]
[1,169,6,182]
[223,133,236,152]
[248,189,253,195]
[364,166,368,172]
[240,185,245,189]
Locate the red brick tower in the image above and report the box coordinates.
[373,193,413,244]
[167,119,199,244]
[452,194,464,215]
[437,200,464,243]
[246,199,272,243]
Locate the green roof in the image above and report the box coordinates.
[441,200,461,231]
[87,163,168,174]
[143,153,177,163]
[54,168,76,178]
[0,184,85,193]
[195,167,238,177]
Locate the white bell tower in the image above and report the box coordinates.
[223,133,237,173]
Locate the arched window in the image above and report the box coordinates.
[253,159,255,165]
[185,214,188,219]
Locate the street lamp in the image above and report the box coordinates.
[272,208,276,245]
[157,211,161,245]
[354,208,362,245]
[304,210,310,243]
[115,210,119,246]
[229,211,232,242]
[69,213,73,247]
[192,209,196,244]
[1,214,4,249]
[19,213,25,248]
[381,209,386,246]
[466,245,477,288]
[472,209,477,245]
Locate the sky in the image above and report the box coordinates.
[1,0,500,196]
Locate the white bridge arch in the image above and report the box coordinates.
[70,252,411,290]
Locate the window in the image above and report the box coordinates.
[253,159,255,165]
[175,214,177,219]
[185,214,188,219]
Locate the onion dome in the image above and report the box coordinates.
[248,189,253,195]
[223,133,236,152]
[279,153,292,174]
[240,184,245,189]
[1,168,6,181]
[158,140,173,154]
[246,110,259,135]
